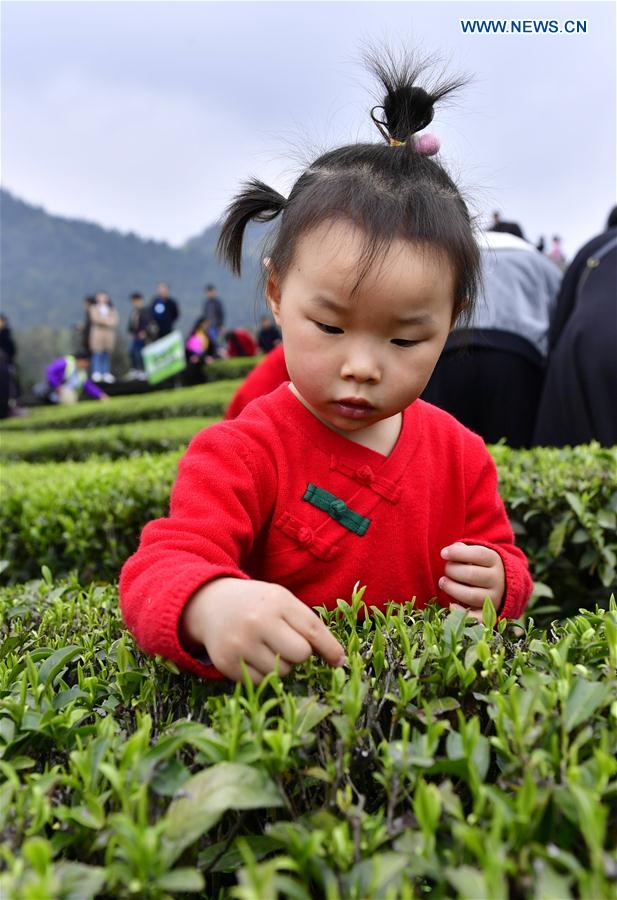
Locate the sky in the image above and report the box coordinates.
[2,0,616,258]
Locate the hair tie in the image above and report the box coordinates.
[388,133,440,155]
[412,133,441,156]
[371,106,440,156]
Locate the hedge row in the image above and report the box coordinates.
[0,381,238,432]
[0,578,615,898]
[200,355,261,383]
[0,417,217,463]
[1,444,615,616]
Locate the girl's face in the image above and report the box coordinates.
[266,219,457,439]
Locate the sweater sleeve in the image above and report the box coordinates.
[84,379,105,400]
[118,425,276,678]
[46,359,66,390]
[460,434,534,621]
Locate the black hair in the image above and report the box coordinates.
[216,46,481,330]
[205,284,215,291]
[607,206,617,229]
[75,352,90,362]
[190,316,209,334]
[491,221,526,240]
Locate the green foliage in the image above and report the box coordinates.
[0,578,615,898]
[1,445,615,619]
[0,380,239,431]
[0,417,217,462]
[0,453,179,584]
[489,442,617,605]
[202,357,263,383]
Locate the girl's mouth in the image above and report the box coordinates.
[333,400,375,419]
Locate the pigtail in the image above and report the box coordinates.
[364,45,469,144]
[216,178,287,275]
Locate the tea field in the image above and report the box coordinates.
[1,365,616,899]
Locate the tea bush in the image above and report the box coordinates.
[200,356,261,383]
[0,381,238,431]
[0,417,216,463]
[0,577,615,899]
[1,444,615,617]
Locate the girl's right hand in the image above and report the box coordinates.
[180,577,347,683]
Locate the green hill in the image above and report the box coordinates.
[0,189,273,331]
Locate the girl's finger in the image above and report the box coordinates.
[286,603,346,666]
[440,577,494,608]
[240,646,293,679]
[233,661,271,685]
[264,621,313,665]
[442,543,497,567]
[443,562,494,588]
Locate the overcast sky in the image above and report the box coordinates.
[2,0,615,258]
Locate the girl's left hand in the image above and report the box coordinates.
[439,542,506,623]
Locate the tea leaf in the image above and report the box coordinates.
[564,679,611,732]
[163,763,284,864]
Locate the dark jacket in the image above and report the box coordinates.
[149,296,179,337]
[128,306,155,338]
[533,231,617,447]
[0,325,16,362]
[204,296,224,328]
[257,324,282,354]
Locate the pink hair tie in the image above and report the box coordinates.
[412,133,441,156]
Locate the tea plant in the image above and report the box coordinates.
[1,576,615,898]
[0,416,217,463]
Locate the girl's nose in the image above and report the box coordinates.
[340,346,381,383]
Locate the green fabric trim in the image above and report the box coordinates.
[302,483,371,535]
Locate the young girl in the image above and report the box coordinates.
[119,50,534,684]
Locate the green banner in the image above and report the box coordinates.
[142,330,186,385]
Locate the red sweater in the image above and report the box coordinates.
[119,382,534,679]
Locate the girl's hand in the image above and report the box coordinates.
[439,542,506,623]
[180,577,347,684]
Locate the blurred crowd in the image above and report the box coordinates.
[1,208,615,449]
[0,282,281,410]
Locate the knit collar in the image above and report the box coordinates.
[267,380,423,469]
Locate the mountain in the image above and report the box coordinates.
[0,189,273,331]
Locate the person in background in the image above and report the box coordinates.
[203,284,225,345]
[491,210,526,240]
[257,313,282,354]
[88,291,119,383]
[547,235,567,272]
[44,353,109,404]
[150,282,179,338]
[0,313,16,366]
[126,292,154,380]
[533,208,617,447]
[184,317,213,386]
[421,227,561,448]
[536,236,545,254]
[74,295,96,355]
[223,327,259,358]
[0,313,24,418]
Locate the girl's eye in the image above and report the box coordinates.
[315,322,419,346]
[315,322,343,335]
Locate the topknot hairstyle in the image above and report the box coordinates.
[217,45,481,329]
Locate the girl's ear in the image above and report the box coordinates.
[264,259,282,325]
